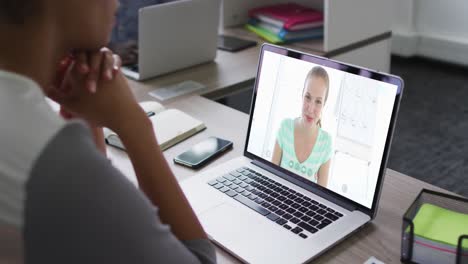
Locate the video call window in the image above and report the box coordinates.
[247,51,398,208]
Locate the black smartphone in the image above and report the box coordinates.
[217,35,257,52]
[174,137,233,169]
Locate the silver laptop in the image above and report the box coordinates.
[181,44,404,264]
[122,0,220,81]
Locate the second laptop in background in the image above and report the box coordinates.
[123,0,220,81]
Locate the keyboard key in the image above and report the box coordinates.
[236,188,245,193]
[238,175,248,181]
[308,219,319,226]
[272,200,281,206]
[335,212,344,217]
[269,206,278,212]
[280,190,290,196]
[223,175,235,181]
[310,200,318,205]
[286,208,296,214]
[223,181,232,187]
[239,182,248,188]
[234,179,242,185]
[267,213,280,221]
[283,213,292,220]
[270,192,279,198]
[326,208,335,213]
[213,183,224,189]
[245,185,254,191]
[309,205,319,211]
[236,168,244,173]
[284,199,293,205]
[303,196,311,201]
[318,204,327,209]
[242,190,251,196]
[299,233,308,239]
[313,215,324,221]
[293,211,304,218]
[306,211,316,217]
[234,195,270,216]
[317,209,327,215]
[241,171,250,176]
[216,177,227,183]
[287,194,297,200]
[230,172,242,177]
[294,197,304,203]
[322,219,332,225]
[248,194,258,200]
[254,198,264,204]
[279,204,288,210]
[265,196,274,202]
[325,213,339,221]
[208,180,218,186]
[276,209,285,216]
[225,190,237,197]
[230,184,239,190]
[251,189,259,194]
[283,224,292,230]
[298,222,318,234]
[276,218,287,225]
[298,206,308,213]
[301,215,311,222]
[291,203,301,209]
[296,193,304,198]
[302,201,312,207]
[277,195,287,201]
[219,186,230,193]
[244,178,253,184]
[262,202,271,208]
[291,227,303,234]
[290,217,300,224]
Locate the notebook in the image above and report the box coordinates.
[104,101,206,151]
[249,3,324,31]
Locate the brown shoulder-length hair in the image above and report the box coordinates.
[303,66,330,127]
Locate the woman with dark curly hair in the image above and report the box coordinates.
[0,1,215,263]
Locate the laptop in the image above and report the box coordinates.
[181,44,404,264]
[122,0,220,81]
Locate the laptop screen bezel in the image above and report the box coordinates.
[243,44,404,218]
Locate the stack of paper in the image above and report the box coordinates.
[246,3,324,44]
[406,203,468,264]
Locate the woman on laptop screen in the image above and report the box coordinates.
[272,66,332,187]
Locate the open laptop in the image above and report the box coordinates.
[181,44,404,263]
[122,0,220,81]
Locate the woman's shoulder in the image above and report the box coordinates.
[280,118,295,129]
[319,128,332,143]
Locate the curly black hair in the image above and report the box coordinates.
[0,0,37,24]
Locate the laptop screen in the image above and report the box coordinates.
[246,47,402,209]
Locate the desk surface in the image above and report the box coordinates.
[109,93,452,264]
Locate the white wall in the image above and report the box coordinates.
[392,0,468,66]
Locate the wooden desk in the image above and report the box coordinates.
[108,93,453,264]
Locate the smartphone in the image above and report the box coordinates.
[174,137,233,169]
[217,35,257,52]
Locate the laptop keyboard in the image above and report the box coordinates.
[208,167,344,239]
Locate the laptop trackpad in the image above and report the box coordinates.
[200,203,296,263]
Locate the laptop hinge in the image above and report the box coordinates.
[251,159,357,212]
